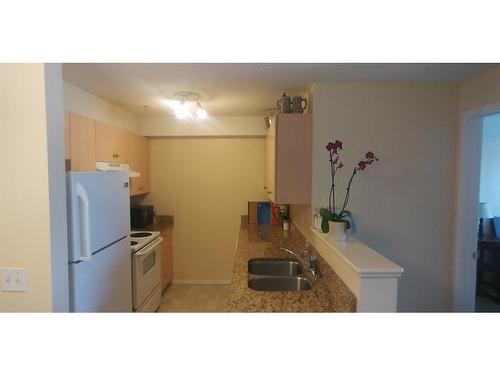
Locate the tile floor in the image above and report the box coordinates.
[158,284,230,312]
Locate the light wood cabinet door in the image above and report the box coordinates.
[95,121,129,163]
[64,111,71,160]
[69,112,96,172]
[139,136,150,193]
[128,133,141,195]
[264,116,276,202]
[264,114,312,204]
[128,133,150,195]
[161,227,173,290]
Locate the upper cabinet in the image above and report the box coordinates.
[95,121,130,163]
[129,133,150,196]
[68,112,96,172]
[264,116,276,202]
[64,111,151,196]
[264,114,312,204]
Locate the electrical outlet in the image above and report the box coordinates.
[0,267,27,292]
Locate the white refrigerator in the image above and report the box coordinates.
[67,171,132,312]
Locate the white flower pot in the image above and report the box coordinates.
[326,221,346,241]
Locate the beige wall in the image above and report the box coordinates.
[458,66,500,112]
[63,81,140,134]
[142,137,267,282]
[0,64,57,311]
[292,82,458,312]
[140,116,266,137]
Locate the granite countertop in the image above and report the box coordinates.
[131,215,174,232]
[227,216,356,312]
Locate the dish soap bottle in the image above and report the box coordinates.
[281,209,290,231]
[313,208,320,230]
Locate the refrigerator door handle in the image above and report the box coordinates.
[77,183,92,261]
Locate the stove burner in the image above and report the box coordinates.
[131,232,152,238]
[131,241,138,246]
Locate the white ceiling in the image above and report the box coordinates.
[62,63,496,117]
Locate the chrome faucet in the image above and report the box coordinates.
[279,246,304,262]
[280,241,322,278]
[308,254,322,278]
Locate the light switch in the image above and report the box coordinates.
[0,267,27,292]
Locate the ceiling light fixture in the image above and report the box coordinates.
[174,99,190,119]
[196,101,208,119]
[166,92,209,120]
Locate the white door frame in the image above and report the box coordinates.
[453,102,500,312]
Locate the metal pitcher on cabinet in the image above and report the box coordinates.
[292,96,308,113]
[277,92,292,113]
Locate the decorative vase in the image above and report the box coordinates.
[326,221,346,241]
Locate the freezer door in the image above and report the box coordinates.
[67,171,130,262]
[69,238,132,312]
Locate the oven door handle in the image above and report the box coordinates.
[135,236,163,257]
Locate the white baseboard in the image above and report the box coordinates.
[171,279,231,285]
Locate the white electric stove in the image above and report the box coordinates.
[130,231,161,252]
[129,230,162,312]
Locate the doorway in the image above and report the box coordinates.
[475,113,500,311]
[454,104,500,312]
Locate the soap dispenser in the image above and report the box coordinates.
[313,208,320,230]
[281,208,290,231]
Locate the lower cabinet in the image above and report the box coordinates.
[161,227,173,291]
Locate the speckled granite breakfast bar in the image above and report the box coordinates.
[226,217,356,312]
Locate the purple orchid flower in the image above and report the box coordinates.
[357,160,367,171]
[326,140,343,154]
[324,141,379,233]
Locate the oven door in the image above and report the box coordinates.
[132,236,162,310]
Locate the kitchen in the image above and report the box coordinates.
[63,64,402,312]
[60,63,409,313]
[62,63,346,313]
[3,63,498,314]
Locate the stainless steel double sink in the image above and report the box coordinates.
[247,258,313,291]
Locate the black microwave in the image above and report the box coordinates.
[130,205,154,228]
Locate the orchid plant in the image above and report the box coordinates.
[320,140,379,234]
